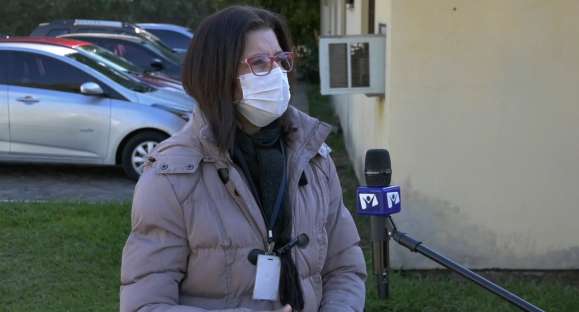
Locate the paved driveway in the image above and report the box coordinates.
[0,164,135,202]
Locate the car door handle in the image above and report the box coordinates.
[16,96,40,104]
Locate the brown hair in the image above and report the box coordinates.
[182,6,294,153]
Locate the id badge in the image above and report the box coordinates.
[252,254,281,301]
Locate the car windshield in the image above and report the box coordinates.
[77,44,143,74]
[66,52,154,93]
[133,26,179,58]
[138,36,181,65]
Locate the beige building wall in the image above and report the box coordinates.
[321,0,579,269]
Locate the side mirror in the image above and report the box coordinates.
[80,82,104,96]
[150,58,164,71]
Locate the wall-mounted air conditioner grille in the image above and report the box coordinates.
[319,35,385,96]
[329,43,348,88]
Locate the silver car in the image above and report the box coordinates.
[0,40,194,179]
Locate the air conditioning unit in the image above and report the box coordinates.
[319,35,385,96]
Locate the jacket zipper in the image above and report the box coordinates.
[222,163,269,249]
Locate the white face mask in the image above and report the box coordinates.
[237,67,291,127]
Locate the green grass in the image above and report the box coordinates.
[0,87,578,311]
[0,202,131,312]
[1,201,577,311]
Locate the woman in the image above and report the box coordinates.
[120,6,366,312]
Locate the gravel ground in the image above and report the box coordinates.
[0,164,135,202]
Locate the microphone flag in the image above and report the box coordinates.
[356,185,401,216]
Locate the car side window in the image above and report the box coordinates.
[109,40,158,69]
[7,52,97,94]
[47,29,70,36]
[0,51,12,84]
[147,29,191,50]
[73,37,112,51]
[76,27,113,34]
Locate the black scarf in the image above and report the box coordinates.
[232,122,304,310]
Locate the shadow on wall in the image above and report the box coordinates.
[390,179,579,270]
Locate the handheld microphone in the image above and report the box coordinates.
[362,149,394,299]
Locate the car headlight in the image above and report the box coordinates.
[179,112,191,121]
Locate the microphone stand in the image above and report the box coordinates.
[371,218,389,298]
[384,216,544,312]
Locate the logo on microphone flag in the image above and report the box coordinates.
[358,193,379,210]
[386,191,400,208]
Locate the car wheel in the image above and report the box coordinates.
[121,131,168,180]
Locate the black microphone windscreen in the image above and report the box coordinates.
[365,149,391,186]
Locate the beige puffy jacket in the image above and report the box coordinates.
[120,106,366,312]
